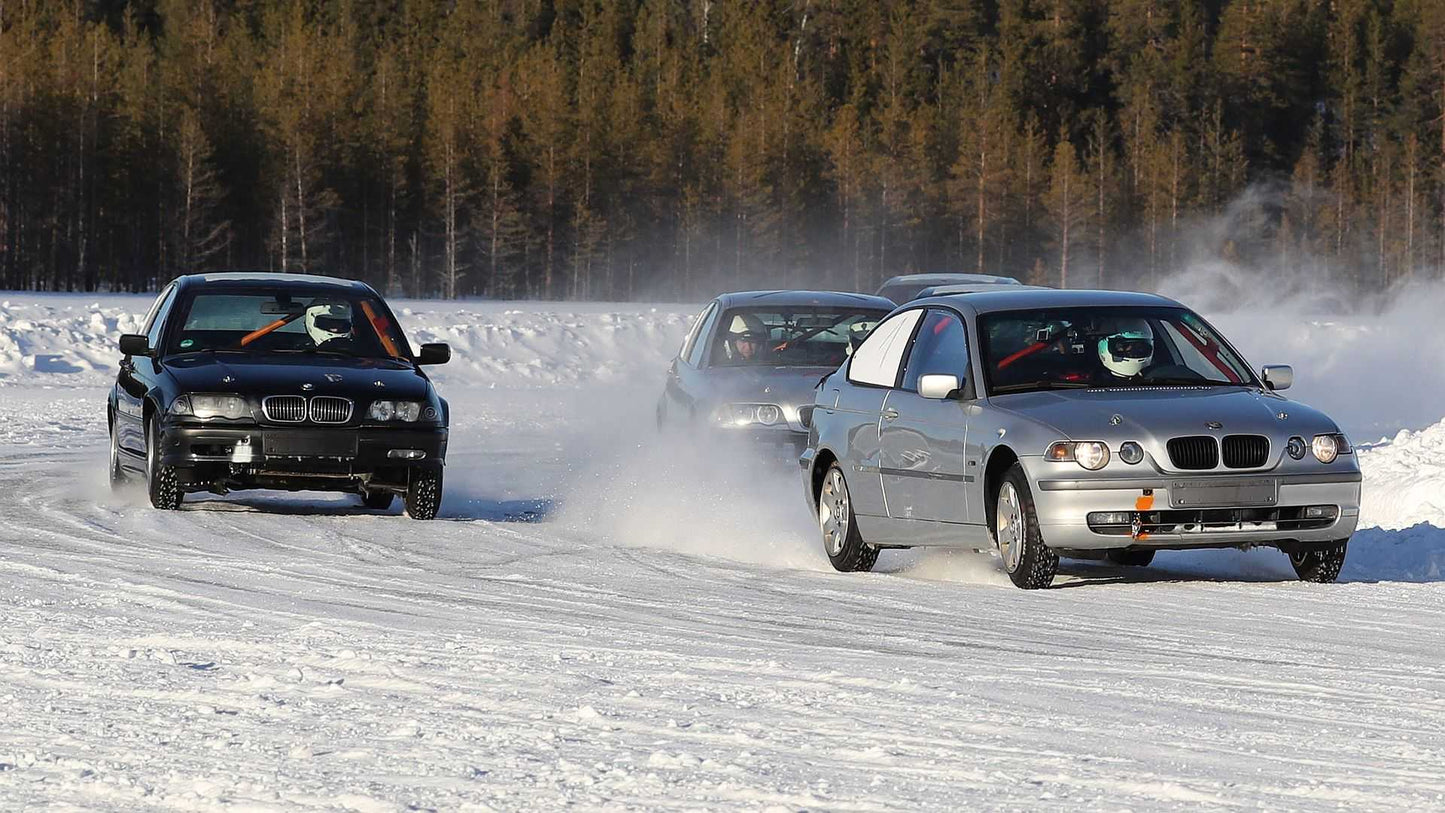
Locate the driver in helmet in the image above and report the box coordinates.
[305,302,355,350]
[1097,318,1154,380]
[724,313,772,363]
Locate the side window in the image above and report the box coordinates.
[901,310,970,392]
[686,302,721,368]
[139,286,173,337]
[680,302,717,367]
[144,286,178,347]
[847,309,923,388]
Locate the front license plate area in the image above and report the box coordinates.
[264,433,358,459]
[1170,478,1277,508]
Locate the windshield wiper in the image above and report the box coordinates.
[274,348,363,359]
[1129,377,1238,387]
[990,381,1093,393]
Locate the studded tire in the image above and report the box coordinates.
[108,414,128,492]
[145,416,183,510]
[993,463,1057,589]
[404,468,443,520]
[818,463,878,572]
[1289,540,1348,583]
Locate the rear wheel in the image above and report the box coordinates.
[993,464,1056,589]
[361,491,395,511]
[819,464,878,572]
[145,416,183,510]
[1107,549,1155,567]
[405,468,443,520]
[108,416,127,491]
[1289,541,1348,583]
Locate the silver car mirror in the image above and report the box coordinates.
[917,374,961,400]
[1261,365,1293,391]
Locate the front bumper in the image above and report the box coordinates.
[707,425,808,462]
[1027,468,1362,551]
[158,422,447,486]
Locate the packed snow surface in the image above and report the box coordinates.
[2,292,1445,810]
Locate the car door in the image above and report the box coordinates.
[834,308,923,519]
[880,309,971,525]
[116,284,177,456]
[664,300,720,423]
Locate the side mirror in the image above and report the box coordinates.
[918,373,961,400]
[118,334,150,357]
[417,343,451,365]
[1261,365,1293,391]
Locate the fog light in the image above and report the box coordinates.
[1118,442,1144,465]
[388,449,426,460]
[1287,436,1307,460]
[1088,511,1133,526]
[1304,505,1337,519]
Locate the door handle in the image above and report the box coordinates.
[882,408,900,422]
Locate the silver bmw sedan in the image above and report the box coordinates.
[799,288,1362,588]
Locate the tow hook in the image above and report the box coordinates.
[1131,514,1144,540]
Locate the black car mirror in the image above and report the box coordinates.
[417,343,451,365]
[118,334,151,357]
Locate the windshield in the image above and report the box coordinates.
[980,306,1255,395]
[710,307,888,368]
[166,290,412,360]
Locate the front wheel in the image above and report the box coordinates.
[145,416,183,510]
[1289,541,1348,583]
[993,464,1057,589]
[404,468,443,520]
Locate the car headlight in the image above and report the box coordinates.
[1312,433,1351,463]
[713,403,785,427]
[171,394,249,420]
[367,400,425,422]
[1046,440,1110,471]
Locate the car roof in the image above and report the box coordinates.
[878,273,1021,287]
[914,288,1183,315]
[713,290,895,311]
[919,282,1049,297]
[173,272,374,292]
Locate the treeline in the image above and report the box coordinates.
[2,0,1445,299]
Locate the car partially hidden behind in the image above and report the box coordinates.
[874,273,1021,305]
[659,290,895,458]
[109,273,452,518]
[800,288,1361,588]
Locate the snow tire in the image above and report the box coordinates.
[1289,540,1348,583]
[819,463,878,572]
[405,468,443,520]
[145,416,183,510]
[994,463,1057,589]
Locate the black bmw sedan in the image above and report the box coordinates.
[108,273,451,518]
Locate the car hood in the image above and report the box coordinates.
[162,353,432,401]
[989,386,1340,442]
[698,365,834,409]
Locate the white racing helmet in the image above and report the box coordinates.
[1098,318,1154,378]
[305,303,352,346]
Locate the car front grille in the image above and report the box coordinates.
[1222,434,1269,468]
[262,395,307,423]
[262,395,353,425]
[1167,436,1219,470]
[308,396,353,425]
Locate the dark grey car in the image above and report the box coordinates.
[800,289,1362,588]
[659,291,895,457]
[875,273,1021,305]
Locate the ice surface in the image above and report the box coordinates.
[1,292,1444,810]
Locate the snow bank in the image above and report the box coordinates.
[0,294,691,390]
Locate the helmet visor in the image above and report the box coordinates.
[1107,336,1152,360]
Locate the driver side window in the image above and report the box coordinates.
[144,285,178,348]
[901,309,969,392]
